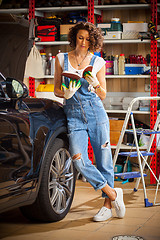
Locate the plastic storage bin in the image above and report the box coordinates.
[104,31,122,39]
[125,64,145,75]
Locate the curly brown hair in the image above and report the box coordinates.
[68,21,104,52]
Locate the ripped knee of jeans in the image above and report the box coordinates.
[101,141,109,149]
[72,153,85,167]
[72,153,81,161]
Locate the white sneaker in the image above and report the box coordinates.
[112,188,125,218]
[93,206,112,222]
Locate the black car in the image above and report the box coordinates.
[0,14,76,222]
[0,75,76,222]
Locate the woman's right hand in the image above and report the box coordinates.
[84,72,100,88]
[62,80,81,99]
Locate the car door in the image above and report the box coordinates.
[0,82,33,211]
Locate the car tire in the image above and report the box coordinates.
[20,137,76,222]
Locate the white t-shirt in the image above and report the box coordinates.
[57,52,106,78]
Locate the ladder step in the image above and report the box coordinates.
[126,129,160,135]
[118,151,154,157]
[114,171,147,179]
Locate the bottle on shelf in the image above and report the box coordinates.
[46,53,52,75]
[119,53,125,75]
[51,56,55,76]
[113,55,119,75]
[40,52,47,75]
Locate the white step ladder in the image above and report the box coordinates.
[113,96,160,207]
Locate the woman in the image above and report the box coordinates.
[54,21,125,222]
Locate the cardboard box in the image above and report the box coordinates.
[109,119,124,145]
[60,24,75,41]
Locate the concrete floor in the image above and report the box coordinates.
[0,180,160,240]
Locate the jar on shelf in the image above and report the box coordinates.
[106,60,113,75]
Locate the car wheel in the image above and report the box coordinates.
[20,138,76,222]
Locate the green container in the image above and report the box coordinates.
[106,23,122,32]
[114,161,132,181]
[114,164,123,181]
[101,23,122,35]
[114,164,123,173]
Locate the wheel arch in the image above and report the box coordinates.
[34,126,69,198]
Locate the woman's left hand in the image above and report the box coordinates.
[84,72,100,88]
[62,80,81,99]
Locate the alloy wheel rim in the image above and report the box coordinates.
[48,148,74,214]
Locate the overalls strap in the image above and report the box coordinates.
[64,52,68,71]
[89,54,97,66]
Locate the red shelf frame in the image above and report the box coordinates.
[28,0,35,98]
[150,0,158,184]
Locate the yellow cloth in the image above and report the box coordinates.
[36,84,54,92]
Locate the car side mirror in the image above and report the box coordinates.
[6,77,28,99]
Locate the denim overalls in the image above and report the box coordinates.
[63,53,114,198]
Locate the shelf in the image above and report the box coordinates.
[103,39,150,44]
[35,6,88,12]
[42,75,54,79]
[106,75,150,79]
[111,143,147,150]
[0,4,150,15]
[35,4,150,12]
[36,41,69,46]
[106,110,150,114]
[0,8,28,14]
[35,39,150,46]
[95,4,150,10]
[37,75,150,79]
